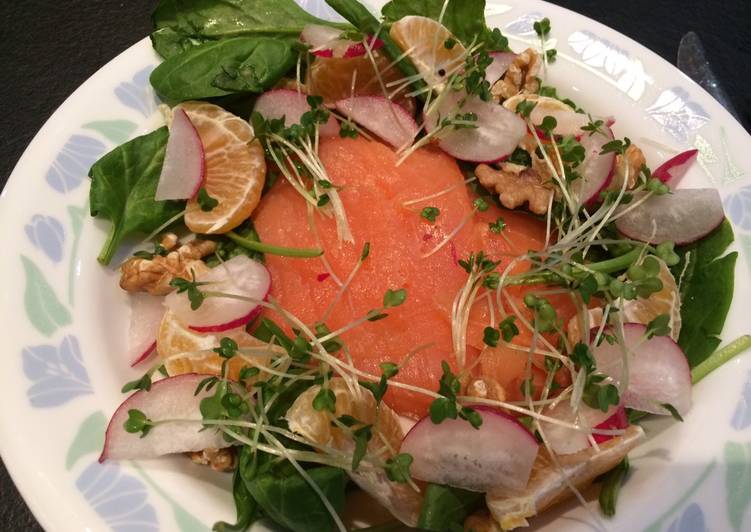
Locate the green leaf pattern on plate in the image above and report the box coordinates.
[21,255,72,337]
[83,120,139,145]
[725,441,751,531]
[66,411,106,470]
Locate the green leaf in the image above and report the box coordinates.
[151,0,350,58]
[381,0,510,51]
[247,466,347,532]
[89,127,184,265]
[213,466,258,531]
[417,483,484,531]
[671,219,737,367]
[65,411,106,470]
[383,288,407,308]
[596,457,629,517]
[150,37,296,103]
[21,256,72,336]
[725,441,751,531]
[83,120,138,144]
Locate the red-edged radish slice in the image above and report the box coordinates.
[426,92,527,163]
[572,125,616,205]
[503,94,590,137]
[592,323,692,416]
[127,294,165,367]
[335,96,419,149]
[301,25,383,58]
[593,405,629,444]
[615,188,724,245]
[485,52,515,84]
[652,149,699,187]
[253,89,339,137]
[343,37,384,58]
[155,109,205,201]
[400,406,538,492]
[165,255,271,332]
[540,401,618,455]
[100,374,231,462]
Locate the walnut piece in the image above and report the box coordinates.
[466,377,507,403]
[120,234,217,295]
[607,144,646,192]
[476,163,554,215]
[188,447,236,472]
[491,49,541,102]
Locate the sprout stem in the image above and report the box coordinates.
[691,335,751,384]
[226,231,323,258]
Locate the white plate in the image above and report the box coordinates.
[1,1,750,531]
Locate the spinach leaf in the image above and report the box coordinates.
[89,127,184,265]
[212,465,259,531]
[381,0,510,50]
[151,0,350,58]
[671,219,737,367]
[150,37,296,103]
[417,483,485,531]
[596,457,630,517]
[247,466,347,532]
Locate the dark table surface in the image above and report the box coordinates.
[1,0,750,529]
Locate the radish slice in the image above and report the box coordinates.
[615,188,725,245]
[593,405,628,444]
[253,89,339,137]
[100,374,231,462]
[301,24,344,50]
[335,96,419,149]
[426,92,527,163]
[165,255,271,332]
[592,323,692,416]
[572,126,616,205]
[503,94,590,137]
[485,52,515,84]
[301,25,383,58]
[652,149,699,187]
[127,294,165,367]
[540,401,617,455]
[400,406,538,492]
[155,109,205,201]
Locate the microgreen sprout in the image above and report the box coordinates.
[420,206,441,223]
[499,316,520,342]
[489,217,507,234]
[600,137,632,156]
[581,116,606,137]
[170,270,209,310]
[197,187,219,212]
[429,361,483,429]
[385,453,414,483]
[516,100,537,118]
[124,409,153,438]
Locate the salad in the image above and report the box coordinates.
[88,0,750,530]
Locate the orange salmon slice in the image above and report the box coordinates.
[253,136,568,418]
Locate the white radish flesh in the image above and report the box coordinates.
[485,52,515,84]
[301,25,383,58]
[400,406,538,492]
[615,188,725,245]
[155,109,205,201]
[652,149,699,187]
[100,374,230,461]
[426,92,527,163]
[572,126,616,205]
[127,293,165,367]
[335,96,419,149]
[253,89,339,137]
[591,323,692,416]
[165,255,271,332]
[540,401,617,455]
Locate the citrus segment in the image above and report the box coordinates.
[179,101,266,234]
[623,257,682,340]
[389,15,467,92]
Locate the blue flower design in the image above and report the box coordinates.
[666,503,708,532]
[732,372,751,430]
[725,186,751,230]
[295,0,346,22]
[25,215,65,263]
[76,461,158,532]
[646,87,710,143]
[46,134,107,193]
[115,66,159,117]
[22,336,92,407]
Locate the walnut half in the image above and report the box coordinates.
[120,234,217,295]
[476,163,554,215]
[491,49,541,102]
[188,447,236,472]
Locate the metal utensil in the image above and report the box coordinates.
[677,31,740,121]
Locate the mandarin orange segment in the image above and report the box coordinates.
[306,54,415,114]
[623,257,682,340]
[389,15,467,92]
[178,101,266,234]
[157,310,272,382]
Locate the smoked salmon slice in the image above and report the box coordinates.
[253,136,572,417]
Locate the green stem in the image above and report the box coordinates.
[226,231,323,258]
[691,335,751,384]
[96,224,121,265]
[506,248,642,286]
